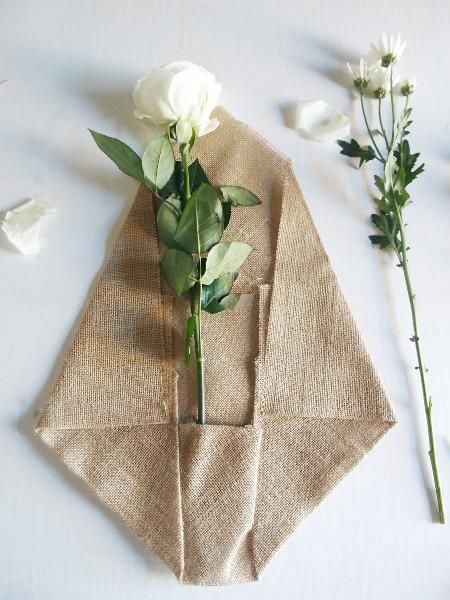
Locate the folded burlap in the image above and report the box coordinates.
[35,108,396,586]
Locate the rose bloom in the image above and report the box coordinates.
[133,61,221,143]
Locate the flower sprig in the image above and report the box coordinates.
[89,62,261,425]
[338,34,445,524]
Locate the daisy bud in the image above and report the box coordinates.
[369,68,396,99]
[399,78,416,96]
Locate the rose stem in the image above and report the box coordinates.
[182,143,206,424]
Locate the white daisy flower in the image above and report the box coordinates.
[369,68,396,99]
[369,33,407,67]
[346,58,373,89]
[396,78,417,96]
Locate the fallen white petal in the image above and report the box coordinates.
[1,198,55,255]
[294,100,350,142]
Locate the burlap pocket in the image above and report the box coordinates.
[177,423,262,585]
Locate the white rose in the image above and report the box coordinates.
[133,61,221,142]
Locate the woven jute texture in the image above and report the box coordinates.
[35,107,396,586]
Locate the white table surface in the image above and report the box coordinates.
[2,1,450,598]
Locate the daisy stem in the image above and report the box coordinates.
[378,98,390,153]
[390,66,396,146]
[393,200,445,524]
[360,92,384,162]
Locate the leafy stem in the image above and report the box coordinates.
[356,86,445,523]
[182,144,206,424]
[393,200,445,523]
[337,42,444,523]
[90,128,260,427]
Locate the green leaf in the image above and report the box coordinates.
[220,186,261,207]
[89,130,145,182]
[160,172,178,198]
[160,249,197,296]
[174,183,224,253]
[174,161,184,195]
[373,175,385,195]
[201,241,253,285]
[370,211,401,252]
[222,202,232,230]
[217,293,241,310]
[369,234,390,249]
[393,139,425,187]
[185,314,198,366]
[203,293,241,314]
[394,186,411,208]
[157,195,183,249]
[201,272,236,309]
[198,257,207,277]
[374,195,392,213]
[142,135,175,195]
[188,159,209,193]
[394,108,413,141]
[176,158,210,198]
[337,138,376,167]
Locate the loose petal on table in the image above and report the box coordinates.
[294,99,350,142]
[1,198,55,256]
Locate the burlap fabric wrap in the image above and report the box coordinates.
[35,108,396,586]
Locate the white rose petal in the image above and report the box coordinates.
[294,100,350,143]
[133,61,221,139]
[1,198,55,256]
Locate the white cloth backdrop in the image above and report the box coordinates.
[1,0,450,598]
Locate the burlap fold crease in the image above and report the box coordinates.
[35,107,396,586]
